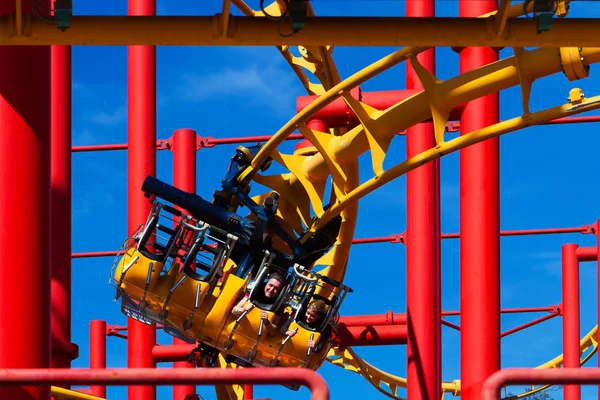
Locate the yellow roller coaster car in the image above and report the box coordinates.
[110,190,351,373]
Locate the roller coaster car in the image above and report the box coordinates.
[109,199,238,343]
[215,258,352,373]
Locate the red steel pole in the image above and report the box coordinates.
[243,384,253,400]
[172,128,197,399]
[51,44,74,374]
[562,244,581,400]
[458,2,501,399]
[90,321,107,398]
[0,1,51,399]
[128,0,157,399]
[405,1,439,400]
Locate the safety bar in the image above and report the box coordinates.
[481,368,600,400]
[0,368,329,400]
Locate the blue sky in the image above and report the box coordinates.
[69,1,600,399]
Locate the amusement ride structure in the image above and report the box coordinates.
[1,0,600,399]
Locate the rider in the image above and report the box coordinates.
[283,299,332,353]
[232,273,288,336]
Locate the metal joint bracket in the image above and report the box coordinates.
[554,303,563,316]
[584,222,598,235]
[446,121,460,132]
[156,139,170,151]
[394,232,406,245]
[560,47,590,82]
[197,136,215,149]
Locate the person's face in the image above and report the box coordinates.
[264,278,282,298]
[305,308,321,324]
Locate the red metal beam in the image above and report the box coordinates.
[543,115,600,124]
[152,345,196,363]
[576,246,597,262]
[127,1,157,399]
[0,368,329,400]
[481,368,600,400]
[51,44,75,374]
[338,311,406,327]
[459,2,501,399]
[337,325,407,348]
[405,4,439,395]
[0,1,52,398]
[70,225,594,259]
[563,244,581,400]
[173,128,197,399]
[71,114,600,153]
[90,321,107,398]
[71,135,304,153]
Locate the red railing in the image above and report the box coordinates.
[0,368,329,400]
[482,368,600,400]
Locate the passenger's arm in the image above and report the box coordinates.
[261,311,286,336]
[232,296,253,316]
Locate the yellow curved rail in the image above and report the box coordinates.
[244,41,600,400]
[222,2,597,400]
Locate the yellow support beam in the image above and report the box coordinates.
[4,15,600,47]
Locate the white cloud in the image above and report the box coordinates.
[177,60,300,112]
[89,104,127,125]
[73,128,97,146]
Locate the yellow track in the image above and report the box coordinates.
[217,1,600,400]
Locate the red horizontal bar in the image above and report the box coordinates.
[72,251,119,259]
[543,115,600,124]
[441,225,593,240]
[0,368,329,400]
[576,246,597,262]
[338,312,406,327]
[351,234,402,245]
[202,134,303,146]
[336,325,407,348]
[72,225,593,258]
[153,344,196,363]
[72,143,130,152]
[482,368,600,400]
